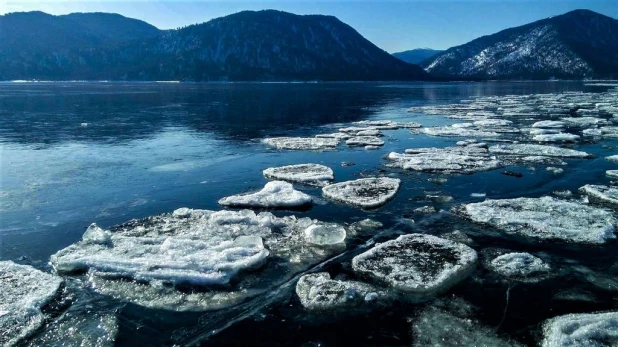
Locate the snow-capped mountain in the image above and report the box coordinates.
[423,10,618,79]
[0,10,429,81]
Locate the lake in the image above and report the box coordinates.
[1,81,617,346]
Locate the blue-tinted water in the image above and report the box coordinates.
[1,81,617,346]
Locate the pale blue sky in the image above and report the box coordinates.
[3,1,617,52]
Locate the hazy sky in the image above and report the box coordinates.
[3,1,617,52]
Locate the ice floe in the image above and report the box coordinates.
[218,181,312,209]
[422,125,501,138]
[263,164,334,187]
[0,261,63,346]
[533,133,580,143]
[304,223,346,246]
[456,197,617,245]
[346,136,384,147]
[352,234,477,301]
[263,137,339,150]
[295,273,387,311]
[488,252,550,279]
[560,117,610,127]
[607,154,618,163]
[51,208,348,311]
[488,144,592,158]
[387,147,501,174]
[532,120,566,128]
[579,184,618,206]
[322,177,400,209]
[542,312,618,347]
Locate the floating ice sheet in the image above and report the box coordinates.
[263,164,334,187]
[457,197,617,245]
[346,136,384,147]
[533,133,580,143]
[387,147,501,174]
[488,252,550,278]
[542,312,618,347]
[579,184,618,206]
[352,234,477,301]
[219,181,313,208]
[532,120,566,128]
[0,261,63,346]
[322,177,401,209]
[422,125,501,138]
[488,144,591,158]
[263,137,339,150]
[295,273,387,311]
[51,209,348,311]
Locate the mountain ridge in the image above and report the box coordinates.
[423,9,618,79]
[392,48,444,64]
[0,10,430,81]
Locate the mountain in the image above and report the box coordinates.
[0,10,430,81]
[392,48,443,64]
[0,11,161,51]
[423,10,618,80]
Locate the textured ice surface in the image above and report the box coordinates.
[0,261,63,346]
[263,137,339,150]
[304,223,346,246]
[533,133,580,142]
[82,223,112,245]
[532,120,566,128]
[413,299,522,347]
[542,312,618,347]
[488,144,591,158]
[356,129,381,136]
[457,197,617,245]
[52,209,347,311]
[489,252,550,278]
[560,117,610,127]
[219,181,313,208]
[263,164,334,187]
[25,312,118,347]
[352,234,477,300]
[387,147,501,174]
[579,185,618,206]
[422,125,501,138]
[295,273,387,311]
[322,177,400,208]
[346,136,384,147]
[315,132,351,140]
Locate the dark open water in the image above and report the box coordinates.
[1,81,617,346]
